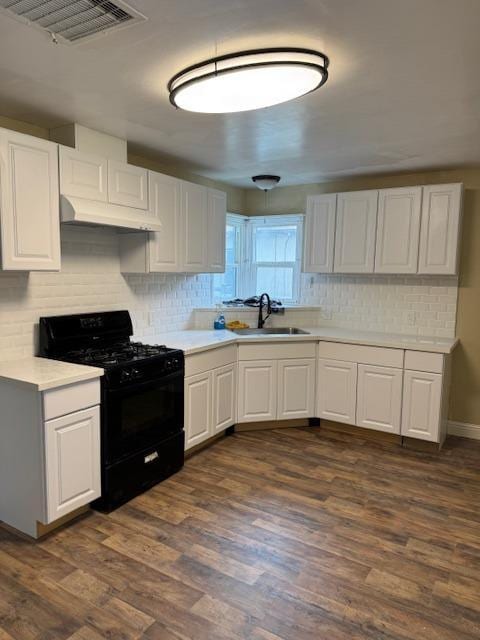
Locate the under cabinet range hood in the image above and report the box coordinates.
[60,195,160,232]
[51,124,161,232]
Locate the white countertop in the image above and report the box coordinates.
[0,357,104,391]
[139,327,458,356]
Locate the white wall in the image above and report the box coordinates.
[0,225,458,362]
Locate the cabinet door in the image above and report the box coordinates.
[185,372,212,449]
[59,146,108,202]
[317,359,357,425]
[375,187,422,274]
[418,183,463,274]
[148,172,182,272]
[182,181,208,272]
[206,188,227,273]
[303,194,336,273]
[108,160,148,210]
[334,190,378,273]
[0,129,60,271]
[402,370,442,442]
[278,359,316,420]
[356,365,403,434]
[212,363,236,433]
[44,406,101,523]
[238,360,277,423]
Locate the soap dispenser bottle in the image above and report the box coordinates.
[213,304,226,330]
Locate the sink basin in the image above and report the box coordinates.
[232,327,310,335]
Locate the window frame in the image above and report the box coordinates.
[245,215,303,304]
[212,213,304,303]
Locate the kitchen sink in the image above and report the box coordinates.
[232,327,310,335]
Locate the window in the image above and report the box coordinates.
[212,214,245,301]
[213,214,303,303]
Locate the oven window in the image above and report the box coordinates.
[106,376,183,460]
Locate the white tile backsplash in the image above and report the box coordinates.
[299,273,458,337]
[0,225,458,362]
[0,226,211,361]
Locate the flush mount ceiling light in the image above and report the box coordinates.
[252,175,281,191]
[168,48,329,114]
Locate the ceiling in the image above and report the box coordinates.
[0,0,479,187]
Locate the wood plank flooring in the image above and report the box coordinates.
[1,425,480,639]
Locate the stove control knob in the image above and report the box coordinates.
[131,368,141,379]
[120,370,131,382]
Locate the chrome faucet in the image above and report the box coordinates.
[257,293,272,329]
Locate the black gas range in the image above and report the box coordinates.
[39,310,185,512]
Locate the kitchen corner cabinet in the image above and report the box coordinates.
[0,377,101,538]
[0,128,61,271]
[184,346,237,450]
[418,183,463,275]
[237,342,317,424]
[119,173,227,275]
[303,194,336,273]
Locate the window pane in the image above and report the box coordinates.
[256,266,293,300]
[213,265,237,301]
[255,226,297,262]
[225,224,237,265]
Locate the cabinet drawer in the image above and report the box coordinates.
[185,345,237,377]
[238,342,317,361]
[43,379,100,421]
[318,342,404,368]
[404,350,444,374]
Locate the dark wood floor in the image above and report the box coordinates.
[1,426,480,640]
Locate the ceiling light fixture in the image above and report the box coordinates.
[168,48,329,114]
[252,175,281,191]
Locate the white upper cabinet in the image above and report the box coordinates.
[418,183,463,274]
[375,187,422,274]
[59,147,108,202]
[334,190,378,273]
[148,172,182,272]
[182,180,208,272]
[108,160,148,210]
[303,194,336,273]
[207,188,227,273]
[0,129,60,271]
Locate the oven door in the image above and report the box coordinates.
[102,371,184,464]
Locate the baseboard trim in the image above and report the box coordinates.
[448,420,480,440]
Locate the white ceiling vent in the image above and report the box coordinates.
[0,0,147,43]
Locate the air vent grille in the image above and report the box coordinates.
[0,0,146,42]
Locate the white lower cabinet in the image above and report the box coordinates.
[277,359,316,420]
[356,365,403,434]
[185,371,212,449]
[212,363,236,434]
[44,406,101,522]
[238,360,277,423]
[184,356,237,450]
[401,370,442,441]
[317,358,357,425]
